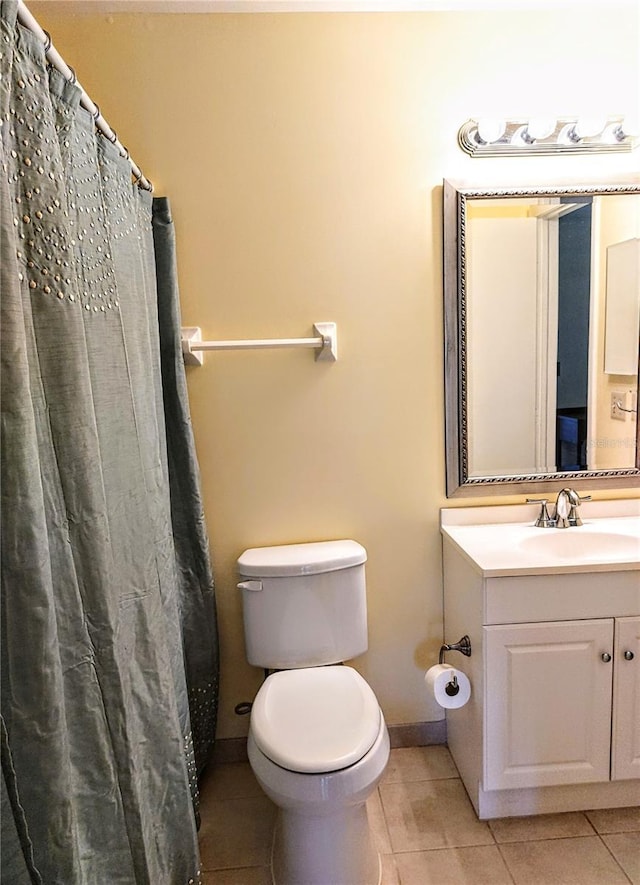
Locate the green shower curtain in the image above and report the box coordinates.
[0,3,218,882]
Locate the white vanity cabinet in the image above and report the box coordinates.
[485,616,639,790]
[612,616,640,781]
[440,503,640,819]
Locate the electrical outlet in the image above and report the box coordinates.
[611,392,626,421]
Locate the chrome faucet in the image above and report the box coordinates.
[527,489,592,528]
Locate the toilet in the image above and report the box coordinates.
[237,539,390,885]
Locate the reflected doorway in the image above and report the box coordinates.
[556,199,592,471]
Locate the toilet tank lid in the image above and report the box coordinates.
[237,539,366,577]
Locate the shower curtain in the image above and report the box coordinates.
[0,3,219,883]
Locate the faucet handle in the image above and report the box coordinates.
[568,492,591,526]
[526,498,553,528]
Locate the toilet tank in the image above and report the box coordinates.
[237,540,368,669]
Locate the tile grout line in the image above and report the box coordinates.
[374,784,396,860]
[596,831,634,884]
[493,841,520,885]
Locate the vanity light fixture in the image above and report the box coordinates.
[458,115,639,156]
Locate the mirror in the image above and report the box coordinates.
[443,179,640,497]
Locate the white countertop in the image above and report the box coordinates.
[441,500,640,577]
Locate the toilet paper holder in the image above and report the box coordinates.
[438,634,472,664]
[438,635,472,697]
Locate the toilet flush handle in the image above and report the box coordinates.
[237,580,263,592]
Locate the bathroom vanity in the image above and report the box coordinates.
[441,500,640,819]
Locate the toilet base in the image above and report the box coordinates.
[272,802,381,885]
[247,697,390,885]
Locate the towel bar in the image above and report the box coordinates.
[181,323,338,366]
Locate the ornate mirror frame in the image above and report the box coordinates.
[443,178,640,498]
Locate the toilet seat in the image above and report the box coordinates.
[251,666,381,774]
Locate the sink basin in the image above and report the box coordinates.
[440,504,640,575]
[519,529,638,562]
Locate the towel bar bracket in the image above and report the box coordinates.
[182,326,205,366]
[312,322,338,362]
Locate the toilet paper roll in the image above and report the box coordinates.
[424,664,471,710]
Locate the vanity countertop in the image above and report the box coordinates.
[441,500,640,577]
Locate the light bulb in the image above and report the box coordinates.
[476,118,506,144]
[573,117,607,139]
[620,112,640,137]
[525,117,556,140]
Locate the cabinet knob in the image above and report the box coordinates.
[601,652,612,663]
[624,650,635,661]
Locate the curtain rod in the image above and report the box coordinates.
[16,1,153,191]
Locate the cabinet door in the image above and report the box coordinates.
[612,616,640,781]
[485,619,614,790]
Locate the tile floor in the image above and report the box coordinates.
[197,745,640,885]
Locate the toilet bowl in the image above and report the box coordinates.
[236,540,389,885]
[247,666,390,885]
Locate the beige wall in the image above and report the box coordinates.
[30,4,640,739]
